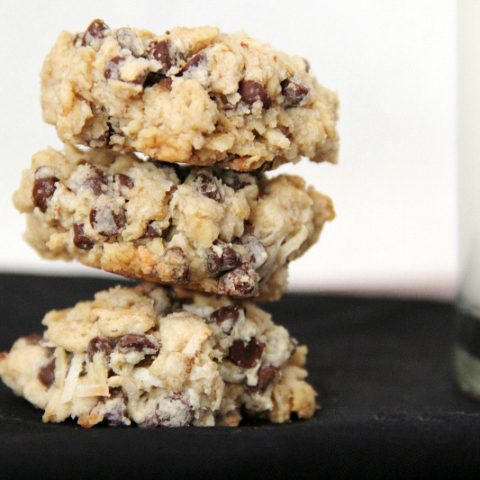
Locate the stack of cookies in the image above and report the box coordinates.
[0,20,338,427]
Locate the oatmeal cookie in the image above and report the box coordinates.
[41,20,339,171]
[0,283,317,427]
[13,145,334,300]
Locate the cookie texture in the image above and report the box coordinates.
[41,20,339,171]
[0,284,317,427]
[13,145,334,300]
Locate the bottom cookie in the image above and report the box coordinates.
[0,284,317,427]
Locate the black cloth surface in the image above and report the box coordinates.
[0,273,479,479]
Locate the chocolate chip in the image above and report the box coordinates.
[147,40,172,72]
[116,333,158,355]
[240,234,267,269]
[73,224,94,250]
[38,359,55,388]
[195,173,223,202]
[219,263,258,296]
[179,52,205,75]
[239,80,271,108]
[281,79,309,107]
[116,334,159,366]
[116,173,134,189]
[33,175,59,213]
[143,221,162,238]
[89,207,126,237]
[83,167,107,195]
[103,387,129,426]
[25,333,42,345]
[82,19,109,46]
[254,365,278,392]
[206,239,240,274]
[104,56,124,80]
[228,338,264,369]
[117,334,157,352]
[210,305,241,334]
[161,247,190,283]
[87,337,112,361]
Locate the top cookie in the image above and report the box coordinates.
[41,20,339,171]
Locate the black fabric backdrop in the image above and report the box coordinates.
[1,274,479,479]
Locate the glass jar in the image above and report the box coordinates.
[455,0,480,398]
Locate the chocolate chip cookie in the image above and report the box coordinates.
[0,283,317,427]
[13,145,334,300]
[41,20,339,171]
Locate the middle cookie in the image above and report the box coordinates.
[14,145,334,300]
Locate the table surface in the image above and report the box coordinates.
[0,274,479,479]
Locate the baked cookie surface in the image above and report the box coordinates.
[0,283,317,427]
[41,20,338,171]
[14,145,334,300]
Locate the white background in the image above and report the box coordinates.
[0,0,457,299]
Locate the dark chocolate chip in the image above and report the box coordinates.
[210,305,241,334]
[117,334,157,352]
[73,224,94,250]
[254,365,278,392]
[239,80,271,108]
[179,52,205,75]
[82,19,109,46]
[116,334,159,366]
[195,173,223,202]
[116,173,134,189]
[83,167,107,195]
[228,338,265,369]
[38,358,55,388]
[89,207,126,237]
[87,337,112,361]
[219,263,258,296]
[104,56,124,80]
[33,175,59,213]
[147,40,172,71]
[281,79,309,107]
[206,239,240,274]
